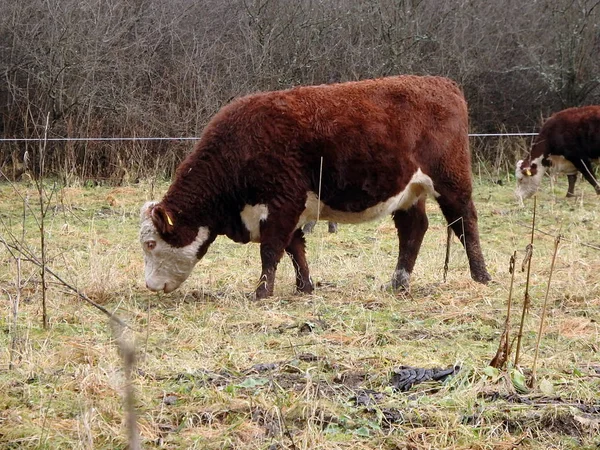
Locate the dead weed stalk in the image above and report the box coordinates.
[490,251,517,369]
[515,195,537,366]
[529,234,561,388]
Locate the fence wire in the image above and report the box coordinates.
[0,133,539,142]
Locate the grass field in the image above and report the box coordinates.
[0,173,599,449]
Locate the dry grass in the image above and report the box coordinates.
[0,175,599,449]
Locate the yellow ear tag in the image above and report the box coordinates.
[525,169,532,176]
[166,213,173,226]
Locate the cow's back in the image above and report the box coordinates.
[208,76,469,212]
[541,106,600,157]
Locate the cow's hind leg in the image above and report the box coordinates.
[390,198,428,291]
[571,158,600,194]
[285,229,314,294]
[566,174,577,198]
[302,220,316,234]
[436,194,491,284]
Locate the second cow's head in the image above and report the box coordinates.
[515,157,545,201]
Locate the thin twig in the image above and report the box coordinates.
[516,222,600,252]
[142,295,152,364]
[8,261,21,370]
[0,237,133,330]
[37,112,50,329]
[443,227,452,283]
[443,216,464,282]
[111,321,141,450]
[529,235,561,388]
[515,196,537,366]
[490,251,517,369]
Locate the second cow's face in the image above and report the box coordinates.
[139,201,210,293]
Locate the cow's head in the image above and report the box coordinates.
[515,157,545,201]
[139,201,212,293]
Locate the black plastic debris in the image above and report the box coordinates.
[391,365,460,392]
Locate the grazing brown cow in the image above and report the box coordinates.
[140,76,491,299]
[516,105,600,200]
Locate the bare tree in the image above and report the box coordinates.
[2,0,599,181]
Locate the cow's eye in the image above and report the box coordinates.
[146,240,156,251]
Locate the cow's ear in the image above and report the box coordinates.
[141,201,157,220]
[151,204,175,235]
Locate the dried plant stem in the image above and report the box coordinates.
[516,222,600,252]
[515,196,537,366]
[37,113,50,329]
[443,217,464,282]
[529,235,561,387]
[443,226,452,283]
[490,251,517,368]
[314,156,325,285]
[142,295,152,364]
[0,237,133,330]
[8,259,22,370]
[111,321,141,450]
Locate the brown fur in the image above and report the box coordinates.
[151,76,491,298]
[518,105,600,197]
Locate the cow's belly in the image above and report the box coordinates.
[241,169,437,242]
[298,168,437,226]
[547,155,578,175]
[547,155,600,175]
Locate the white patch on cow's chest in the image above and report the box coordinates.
[298,168,437,226]
[241,204,269,242]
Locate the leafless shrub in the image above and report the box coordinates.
[1,0,598,181]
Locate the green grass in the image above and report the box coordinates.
[0,175,599,449]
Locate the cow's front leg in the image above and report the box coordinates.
[285,229,313,294]
[390,198,428,291]
[255,210,302,299]
[255,243,285,299]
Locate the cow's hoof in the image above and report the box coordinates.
[381,269,410,293]
[295,285,314,295]
[253,287,272,300]
[391,269,410,290]
[382,281,409,293]
[296,283,314,295]
[472,271,492,284]
[566,192,576,198]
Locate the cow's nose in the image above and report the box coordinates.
[145,280,163,292]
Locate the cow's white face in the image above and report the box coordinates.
[140,201,209,293]
[515,157,545,201]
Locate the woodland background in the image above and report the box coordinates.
[1,0,599,181]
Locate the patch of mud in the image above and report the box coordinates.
[477,391,600,438]
[333,371,369,389]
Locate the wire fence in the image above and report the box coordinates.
[0,133,539,142]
